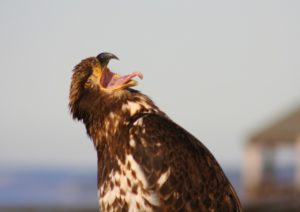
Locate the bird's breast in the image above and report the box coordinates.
[99,154,159,211]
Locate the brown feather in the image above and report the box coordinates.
[69,56,242,211]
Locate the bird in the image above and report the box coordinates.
[69,52,242,212]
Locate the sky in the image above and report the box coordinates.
[0,0,300,170]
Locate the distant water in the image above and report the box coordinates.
[0,167,242,207]
[0,168,98,207]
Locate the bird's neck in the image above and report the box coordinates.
[86,92,163,150]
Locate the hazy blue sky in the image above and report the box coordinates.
[1,0,300,170]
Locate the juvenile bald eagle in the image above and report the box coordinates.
[69,52,242,211]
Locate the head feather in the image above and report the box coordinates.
[69,57,97,120]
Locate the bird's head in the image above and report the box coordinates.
[69,52,143,120]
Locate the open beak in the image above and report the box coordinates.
[96,52,143,91]
[100,68,143,90]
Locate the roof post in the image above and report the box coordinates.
[243,142,263,198]
[295,135,300,189]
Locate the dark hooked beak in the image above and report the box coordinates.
[96,52,119,66]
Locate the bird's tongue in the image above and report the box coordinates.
[104,70,143,88]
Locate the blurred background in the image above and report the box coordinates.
[1,0,300,211]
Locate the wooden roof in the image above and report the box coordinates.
[250,106,300,145]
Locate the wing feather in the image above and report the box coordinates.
[128,114,242,211]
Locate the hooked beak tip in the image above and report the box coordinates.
[96,52,119,65]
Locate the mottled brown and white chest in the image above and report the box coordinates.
[99,154,170,212]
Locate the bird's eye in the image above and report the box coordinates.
[84,78,93,89]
